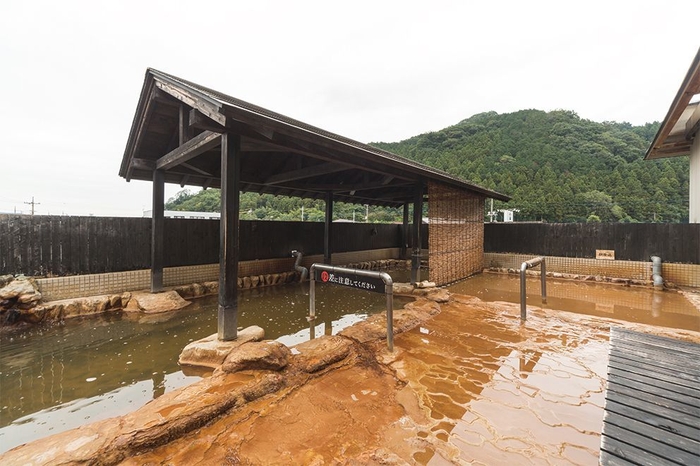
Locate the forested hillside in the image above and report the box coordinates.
[375,109,687,222]
[167,109,689,223]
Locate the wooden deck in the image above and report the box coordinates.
[600,327,700,465]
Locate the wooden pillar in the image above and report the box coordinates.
[218,132,241,341]
[178,104,190,145]
[411,184,423,284]
[324,192,333,264]
[151,169,164,292]
[401,203,409,260]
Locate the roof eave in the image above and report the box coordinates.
[120,69,510,202]
[119,70,157,180]
[645,47,700,161]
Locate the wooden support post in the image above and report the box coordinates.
[178,104,191,146]
[324,192,333,264]
[411,184,423,284]
[151,169,165,292]
[401,203,409,260]
[218,132,240,341]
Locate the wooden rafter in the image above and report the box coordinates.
[156,131,221,171]
[265,162,348,185]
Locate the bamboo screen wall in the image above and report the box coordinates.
[428,182,485,285]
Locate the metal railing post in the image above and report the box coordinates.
[309,264,317,338]
[540,259,547,304]
[520,256,546,320]
[385,277,394,351]
[520,264,528,320]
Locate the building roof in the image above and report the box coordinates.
[645,48,700,160]
[119,69,509,207]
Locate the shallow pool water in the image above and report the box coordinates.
[1,270,697,456]
[0,280,408,453]
[449,273,700,332]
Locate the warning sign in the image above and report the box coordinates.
[315,268,385,294]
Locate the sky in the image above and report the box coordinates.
[1,0,697,217]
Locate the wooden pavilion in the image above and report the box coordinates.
[119,69,509,340]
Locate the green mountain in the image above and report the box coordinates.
[374,109,687,223]
[167,109,689,223]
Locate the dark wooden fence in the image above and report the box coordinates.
[484,223,700,264]
[12,218,693,276]
[0,215,417,276]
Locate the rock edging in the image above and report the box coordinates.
[0,294,447,465]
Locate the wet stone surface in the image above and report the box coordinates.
[115,295,626,465]
[388,295,611,465]
[3,286,699,465]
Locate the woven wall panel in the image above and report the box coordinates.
[428,182,485,285]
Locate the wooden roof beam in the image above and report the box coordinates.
[283,180,413,193]
[156,131,221,171]
[182,162,212,176]
[265,162,349,185]
[155,79,226,126]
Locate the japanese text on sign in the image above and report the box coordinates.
[316,269,385,294]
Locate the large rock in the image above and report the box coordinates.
[339,297,441,345]
[392,282,414,295]
[0,278,42,305]
[424,288,451,303]
[124,290,190,313]
[292,335,353,373]
[179,326,265,369]
[24,294,123,323]
[0,371,284,466]
[221,341,291,373]
[339,316,387,343]
[0,275,14,288]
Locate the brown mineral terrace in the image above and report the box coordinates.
[1,287,699,465]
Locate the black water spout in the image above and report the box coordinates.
[291,250,309,282]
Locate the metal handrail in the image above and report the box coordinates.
[309,264,395,351]
[520,257,547,320]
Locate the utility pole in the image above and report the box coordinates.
[488,198,497,222]
[24,196,40,216]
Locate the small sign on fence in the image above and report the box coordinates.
[314,268,386,294]
[596,249,615,260]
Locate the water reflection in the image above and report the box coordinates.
[395,298,609,465]
[0,280,407,453]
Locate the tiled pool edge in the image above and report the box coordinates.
[35,251,699,302]
[36,248,401,301]
[485,253,700,288]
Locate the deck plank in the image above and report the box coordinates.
[608,354,700,390]
[603,399,700,441]
[606,380,700,418]
[606,365,700,400]
[601,328,700,466]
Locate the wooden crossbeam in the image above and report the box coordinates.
[284,180,413,192]
[182,162,212,176]
[265,162,348,185]
[156,131,221,171]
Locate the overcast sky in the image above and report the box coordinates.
[1,0,697,217]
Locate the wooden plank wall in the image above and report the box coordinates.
[0,215,405,276]
[484,223,700,264]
